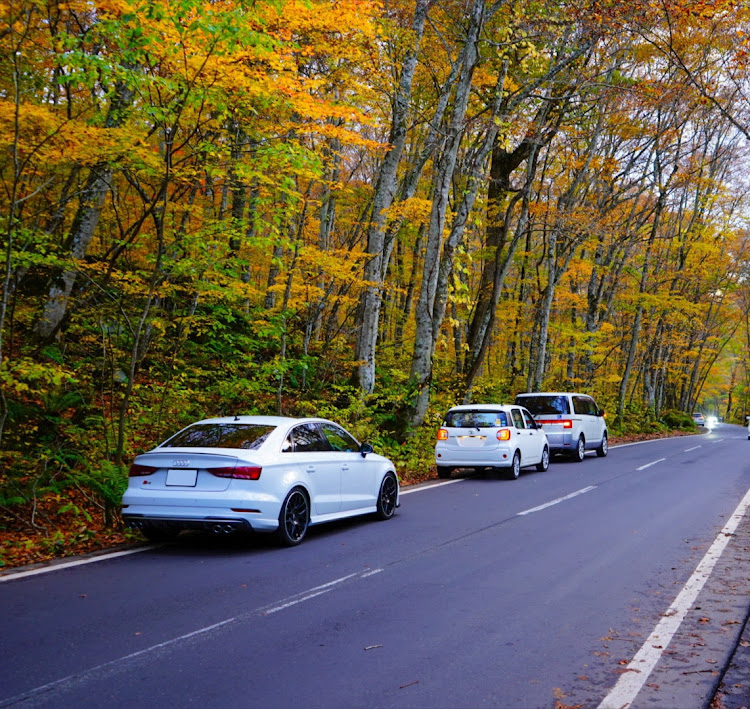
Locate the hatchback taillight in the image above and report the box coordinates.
[208,465,262,480]
[437,429,449,441]
[128,463,157,477]
[496,429,511,441]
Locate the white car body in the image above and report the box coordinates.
[434,404,550,480]
[514,392,608,461]
[122,416,399,545]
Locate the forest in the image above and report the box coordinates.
[1,0,750,565]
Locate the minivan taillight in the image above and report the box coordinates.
[129,463,157,477]
[208,465,262,480]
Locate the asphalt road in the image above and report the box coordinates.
[2,425,749,709]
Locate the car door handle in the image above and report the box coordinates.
[341,465,349,472]
[306,466,315,473]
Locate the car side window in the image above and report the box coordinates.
[587,398,599,415]
[320,423,359,452]
[288,423,331,453]
[522,410,536,429]
[573,396,589,415]
[511,408,525,428]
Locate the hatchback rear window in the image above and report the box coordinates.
[162,424,275,449]
[515,395,570,415]
[443,411,508,428]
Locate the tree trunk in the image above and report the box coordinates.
[353,0,432,394]
[34,79,135,342]
[407,0,486,431]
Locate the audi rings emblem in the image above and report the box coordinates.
[171,459,191,467]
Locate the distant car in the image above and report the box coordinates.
[122,416,399,546]
[692,412,706,426]
[435,404,549,480]
[514,392,608,461]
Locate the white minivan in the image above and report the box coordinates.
[514,392,608,461]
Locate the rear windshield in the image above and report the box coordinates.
[443,410,508,428]
[515,395,570,415]
[162,423,275,449]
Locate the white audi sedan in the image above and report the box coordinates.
[122,416,399,546]
[435,404,549,480]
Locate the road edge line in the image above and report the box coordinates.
[597,486,750,709]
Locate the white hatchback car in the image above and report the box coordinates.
[122,416,399,546]
[434,404,549,480]
[514,392,608,461]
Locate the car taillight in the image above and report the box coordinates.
[562,420,573,428]
[208,465,262,480]
[128,463,157,477]
[437,429,449,441]
[497,429,511,440]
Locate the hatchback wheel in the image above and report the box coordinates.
[572,436,585,462]
[507,451,521,480]
[596,432,608,457]
[277,488,309,546]
[375,473,398,520]
[536,446,550,472]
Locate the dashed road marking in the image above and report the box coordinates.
[636,458,666,471]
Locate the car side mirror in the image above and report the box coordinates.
[360,442,374,457]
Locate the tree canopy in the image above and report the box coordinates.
[2,0,750,557]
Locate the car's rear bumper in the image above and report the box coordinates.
[434,445,513,468]
[539,429,574,452]
[122,503,279,533]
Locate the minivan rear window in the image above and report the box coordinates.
[162,424,275,449]
[514,395,570,416]
[444,410,508,428]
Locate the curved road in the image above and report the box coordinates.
[2,424,749,708]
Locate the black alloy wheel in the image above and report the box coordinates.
[278,488,309,546]
[375,473,398,520]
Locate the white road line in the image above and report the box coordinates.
[0,546,157,583]
[517,487,597,516]
[261,572,362,614]
[597,486,750,709]
[0,615,237,708]
[399,478,463,494]
[0,567,384,707]
[636,458,666,471]
[684,446,701,452]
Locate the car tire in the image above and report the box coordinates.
[277,488,309,546]
[572,436,585,462]
[375,473,398,520]
[536,446,550,472]
[507,451,521,480]
[596,432,608,457]
[141,527,179,543]
[436,466,453,479]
